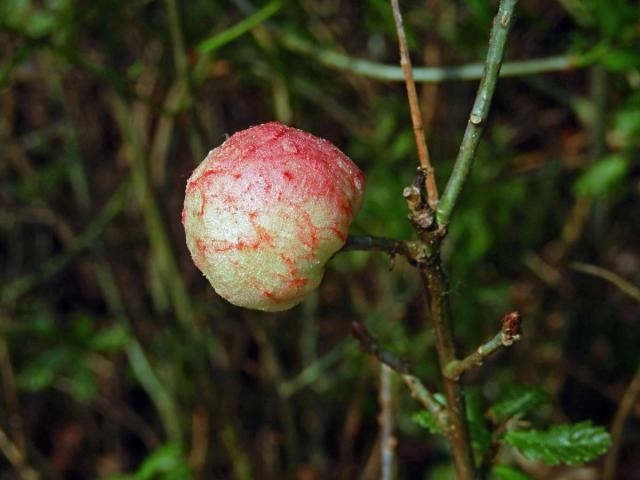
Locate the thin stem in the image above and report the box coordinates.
[278,32,585,83]
[92,259,184,443]
[278,341,351,398]
[0,336,26,454]
[0,426,39,480]
[444,312,522,380]
[351,322,448,431]
[340,234,422,262]
[571,262,640,303]
[165,0,207,159]
[420,257,476,480]
[437,0,518,228]
[1,180,131,305]
[603,364,640,480]
[197,0,284,54]
[389,0,439,209]
[379,365,395,480]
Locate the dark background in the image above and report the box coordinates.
[1,0,639,478]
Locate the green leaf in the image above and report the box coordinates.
[89,325,130,351]
[504,421,611,466]
[425,463,455,480]
[491,464,534,480]
[613,108,640,147]
[65,367,98,403]
[491,384,550,423]
[17,346,73,391]
[573,154,629,199]
[412,393,446,435]
[134,443,192,480]
[412,410,442,435]
[601,48,640,71]
[73,313,94,340]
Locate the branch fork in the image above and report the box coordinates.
[350,1,519,478]
[351,322,449,432]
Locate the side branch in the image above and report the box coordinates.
[572,262,640,303]
[437,0,518,228]
[443,312,522,379]
[340,234,424,262]
[351,322,448,430]
[389,0,439,209]
[278,34,584,82]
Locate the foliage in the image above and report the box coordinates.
[103,443,193,480]
[490,383,550,424]
[490,464,534,480]
[504,421,612,466]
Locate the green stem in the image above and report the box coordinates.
[93,257,183,442]
[229,0,586,85]
[437,0,518,228]
[165,0,207,159]
[444,333,503,380]
[116,100,194,330]
[444,322,521,380]
[278,31,583,83]
[197,0,284,54]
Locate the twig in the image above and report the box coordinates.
[417,4,518,477]
[278,341,351,398]
[351,322,447,431]
[444,312,522,379]
[0,426,39,480]
[0,334,26,455]
[572,260,640,480]
[278,33,586,83]
[0,179,131,305]
[165,0,207,159]
[339,234,424,263]
[603,364,640,480]
[198,0,284,54]
[389,0,438,210]
[379,365,395,480]
[437,0,518,228]
[231,0,589,84]
[571,262,640,303]
[111,96,197,333]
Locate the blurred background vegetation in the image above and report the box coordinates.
[1,0,639,478]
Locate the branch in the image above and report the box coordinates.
[339,234,424,263]
[389,0,438,209]
[604,364,640,480]
[419,254,476,480]
[436,0,518,228]
[165,0,206,159]
[443,312,522,379]
[276,32,585,83]
[0,426,39,480]
[1,179,131,305]
[572,262,640,303]
[197,0,284,54]
[351,322,448,431]
[231,0,587,86]
[379,365,395,480]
